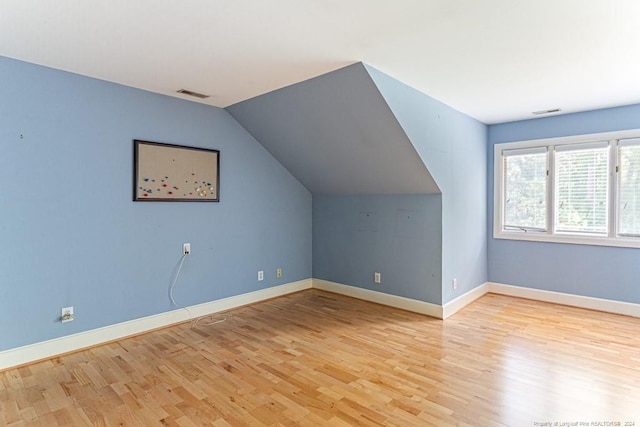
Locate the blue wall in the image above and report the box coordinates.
[0,56,312,351]
[488,105,640,303]
[313,194,442,303]
[366,66,488,304]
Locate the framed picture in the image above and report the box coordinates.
[133,140,220,202]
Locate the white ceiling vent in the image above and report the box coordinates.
[532,108,562,116]
[177,89,210,99]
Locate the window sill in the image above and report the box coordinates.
[493,230,640,249]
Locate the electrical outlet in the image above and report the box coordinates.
[61,306,74,323]
[452,278,457,290]
[258,270,264,281]
[183,243,191,255]
[374,272,381,284]
[276,268,282,278]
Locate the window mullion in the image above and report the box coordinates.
[609,140,618,238]
[547,146,555,235]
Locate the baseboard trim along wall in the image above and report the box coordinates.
[442,282,490,319]
[0,279,313,372]
[312,279,640,320]
[486,282,640,318]
[312,279,444,318]
[3,278,639,371]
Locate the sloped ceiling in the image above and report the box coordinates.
[227,63,439,196]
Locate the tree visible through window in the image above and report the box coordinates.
[503,149,547,231]
[619,141,640,236]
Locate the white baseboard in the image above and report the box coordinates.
[310,279,491,320]
[442,282,490,319]
[0,279,312,371]
[442,281,640,319]
[312,279,443,319]
[487,282,640,318]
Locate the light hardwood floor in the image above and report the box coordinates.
[1,290,639,426]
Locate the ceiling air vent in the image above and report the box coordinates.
[532,108,561,116]
[177,89,210,99]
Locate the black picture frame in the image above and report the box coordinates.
[133,140,220,202]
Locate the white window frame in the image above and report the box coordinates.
[494,129,640,249]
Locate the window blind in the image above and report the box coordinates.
[554,146,608,234]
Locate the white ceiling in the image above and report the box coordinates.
[1,0,639,124]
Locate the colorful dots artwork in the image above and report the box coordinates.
[139,176,215,199]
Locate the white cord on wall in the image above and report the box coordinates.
[169,253,227,328]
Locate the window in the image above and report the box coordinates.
[494,130,640,248]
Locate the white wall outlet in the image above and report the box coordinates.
[276,268,282,278]
[452,278,457,290]
[183,243,191,255]
[374,272,381,284]
[61,306,74,323]
[258,270,264,281]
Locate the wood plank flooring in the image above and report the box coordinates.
[1,290,639,426]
